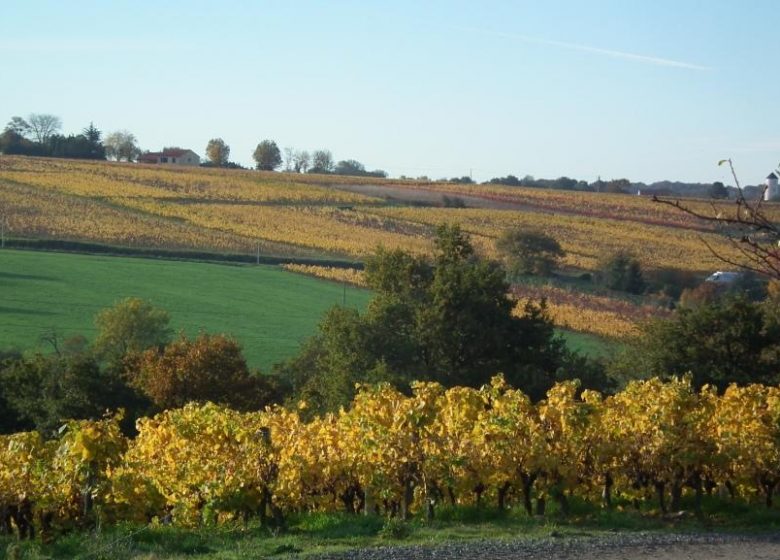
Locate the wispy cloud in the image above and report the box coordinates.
[453,25,711,71]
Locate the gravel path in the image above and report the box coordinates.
[310,533,780,560]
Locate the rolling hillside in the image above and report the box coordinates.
[0,155,753,342]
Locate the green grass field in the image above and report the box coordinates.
[0,249,370,370]
[560,330,618,358]
[0,249,613,372]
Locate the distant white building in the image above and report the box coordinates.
[763,172,779,201]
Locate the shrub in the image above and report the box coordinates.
[126,333,279,411]
[597,252,645,294]
[379,518,411,539]
[496,228,564,277]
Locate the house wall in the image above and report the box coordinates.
[170,151,200,166]
[140,151,200,165]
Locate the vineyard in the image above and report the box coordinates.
[0,156,751,270]
[0,155,759,341]
[1,376,779,539]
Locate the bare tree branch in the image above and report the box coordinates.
[654,158,780,279]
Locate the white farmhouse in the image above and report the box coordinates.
[138,148,200,166]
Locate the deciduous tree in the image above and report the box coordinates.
[293,150,310,173]
[310,149,334,173]
[655,159,780,279]
[4,116,29,136]
[253,140,282,171]
[496,228,564,277]
[103,130,141,162]
[93,298,172,365]
[0,353,137,435]
[205,138,230,167]
[127,333,273,411]
[26,113,61,143]
[597,252,645,294]
[709,181,728,199]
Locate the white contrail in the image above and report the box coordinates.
[454,25,711,71]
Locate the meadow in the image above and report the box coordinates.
[0,249,370,370]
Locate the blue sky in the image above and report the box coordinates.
[1,1,778,183]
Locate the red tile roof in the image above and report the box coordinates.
[138,149,198,163]
[162,148,193,157]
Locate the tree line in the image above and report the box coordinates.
[482,174,737,199]
[1,113,753,197]
[0,115,105,160]
[0,113,387,178]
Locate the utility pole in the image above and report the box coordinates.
[1,212,5,249]
[256,244,260,265]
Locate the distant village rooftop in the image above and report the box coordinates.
[138,148,200,166]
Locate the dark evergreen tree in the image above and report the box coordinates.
[609,295,780,390]
[82,122,106,159]
[278,224,594,416]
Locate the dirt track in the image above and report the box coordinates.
[312,533,780,560]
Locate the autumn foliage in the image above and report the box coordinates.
[126,333,268,411]
[3,376,780,537]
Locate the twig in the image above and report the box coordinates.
[653,159,780,278]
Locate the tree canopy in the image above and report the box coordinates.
[126,333,281,411]
[0,352,141,435]
[597,252,645,294]
[104,130,141,162]
[333,159,387,178]
[205,138,230,166]
[253,140,282,171]
[278,224,590,416]
[310,149,334,173]
[609,295,780,390]
[496,228,565,277]
[0,117,105,160]
[93,297,172,366]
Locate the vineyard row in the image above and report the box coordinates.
[1,376,779,536]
